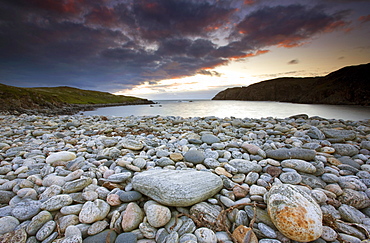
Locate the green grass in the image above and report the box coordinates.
[0,83,144,105]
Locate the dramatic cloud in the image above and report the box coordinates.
[0,0,352,92]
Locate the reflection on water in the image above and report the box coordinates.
[82,100,370,121]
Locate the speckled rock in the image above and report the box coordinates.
[144,203,171,228]
[26,211,53,235]
[121,202,144,232]
[79,199,110,224]
[338,188,370,209]
[0,216,19,234]
[266,184,323,242]
[132,169,223,207]
[41,194,73,211]
[281,159,316,174]
[332,144,359,156]
[0,228,27,243]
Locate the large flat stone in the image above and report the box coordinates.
[132,169,223,207]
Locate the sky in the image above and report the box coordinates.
[0,0,369,100]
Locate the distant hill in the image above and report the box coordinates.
[212,63,370,106]
[0,84,154,115]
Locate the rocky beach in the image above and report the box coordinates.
[1,113,370,243]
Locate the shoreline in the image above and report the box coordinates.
[0,114,370,242]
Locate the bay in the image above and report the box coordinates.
[82,100,370,121]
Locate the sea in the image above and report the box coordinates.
[82,100,370,121]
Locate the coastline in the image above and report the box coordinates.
[0,113,370,242]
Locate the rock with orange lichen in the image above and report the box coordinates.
[232,225,258,243]
[266,184,323,242]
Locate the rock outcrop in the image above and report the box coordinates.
[212,63,370,106]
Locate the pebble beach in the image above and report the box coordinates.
[1,113,370,243]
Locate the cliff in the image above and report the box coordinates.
[0,84,154,115]
[212,63,370,106]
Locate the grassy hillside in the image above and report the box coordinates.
[0,83,153,114]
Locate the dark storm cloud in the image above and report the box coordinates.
[0,0,352,91]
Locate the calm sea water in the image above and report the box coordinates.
[82,100,370,121]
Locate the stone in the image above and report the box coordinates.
[170,153,183,162]
[361,141,370,150]
[228,159,262,173]
[46,151,76,165]
[194,227,217,243]
[322,129,356,141]
[266,148,316,160]
[0,216,19,234]
[145,203,171,228]
[338,204,367,223]
[106,172,132,183]
[179,233,197,243]
[26,211,53,235]
[241,143,260,154]
[338,188,370,209]
[118,190,143,202]
[0,190,15,204]
[121,202,144,232]
[59,214,80,233]
[190,202,226,228]
[249,185,267,195]
[121,139,144,150]
[177,217,196,236]
[36,220,56,241]
[321,225,337,241]
[232,225,258,243]
[87,220,109,235]
[63,178,93,193]
[79,199,110,224]
[332,144,359,156]
[116,232,137,243]
[266,184,323,242]
[184,150,205,164]
[307,126,325,140]
[106,194,121,206]
[281,159,316,173]
[83,229,117,243]
[279,172,302,184]
[201,134,220,145]
[132,169,223,207]
[0,228,27,243]
[41,194,73,211]
[11,199,41,221]
[132,158,147,168]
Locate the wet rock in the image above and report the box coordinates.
[132,169,223,207]
[266,184,323,242]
